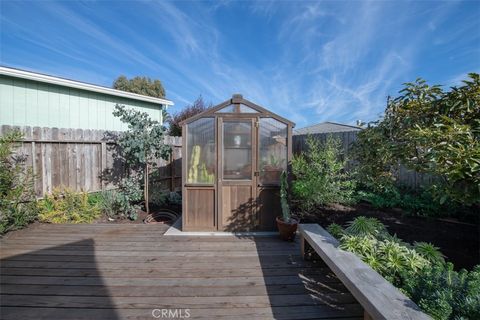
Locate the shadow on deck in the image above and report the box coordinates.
[0,223,362,319]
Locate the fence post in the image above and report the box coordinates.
[31,141,36,193]
[101,142,107,191]
[170,151,175,192]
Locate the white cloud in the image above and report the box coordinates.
[2,0,475,128]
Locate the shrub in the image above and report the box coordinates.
[0,130,38,234]
[402,263,480,320]
[414,242,446,264]
[98,177,142,221]
[355,187,462,218]
[352,74,480,207]
[87,191,104,207]
[291,135,356,209]
[355,189,402,209]
[344,216,387,237]
[339,234,429,285]
[38,188,100,223]
[329,216,480,319]
[351,124,398,194]
[150,190,182,208]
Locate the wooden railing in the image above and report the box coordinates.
[299,224,431,320]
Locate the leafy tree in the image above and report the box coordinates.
[113,75,166,98]
[168,96,212,136]
[353,74,480,207]
[113,105,171,214]
[351,121,398,194]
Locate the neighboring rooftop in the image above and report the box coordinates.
[294,121,362,135]
[0,66,174,107]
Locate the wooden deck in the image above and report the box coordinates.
[0,223,362,320]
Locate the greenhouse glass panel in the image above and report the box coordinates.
[259,118,287,185]
[186,118,215,184]
[223,120,252,180]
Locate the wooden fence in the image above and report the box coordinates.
[293,132,436,190]
[3,125,436,196]
[1,125,182,197]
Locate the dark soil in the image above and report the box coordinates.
[296,203,480,270]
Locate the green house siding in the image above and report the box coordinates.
[0,75,164,131]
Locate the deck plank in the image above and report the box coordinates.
[0,223,362,320]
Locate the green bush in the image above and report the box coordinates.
[292,135,356,209]
[87,191,104,207]
[98,177,142,221]
[329,216,480,319]
[413,242,446,264]
[355,187,462,218]
[352,74,480,207]
[351,124,398,194]
[150,190,182,208]
[402,263,480,320]
[336,218,429,285]
[38,188,100,223]
[355,188,466,217]
[0,130,38,234]
[355,189,402,209]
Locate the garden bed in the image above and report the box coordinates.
[298,203,479,270]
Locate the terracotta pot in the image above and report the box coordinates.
[276,216,298,241]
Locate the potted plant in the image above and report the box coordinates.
[276,171,298,241]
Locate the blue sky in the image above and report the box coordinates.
[1,1,479,128]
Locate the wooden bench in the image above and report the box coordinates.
[299,224,431,320]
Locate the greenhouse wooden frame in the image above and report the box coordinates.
[180,94,295,231]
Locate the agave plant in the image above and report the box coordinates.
[345,216,387,237]
[414,242,446,264]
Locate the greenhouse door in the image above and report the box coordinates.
[218,117,257,231]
